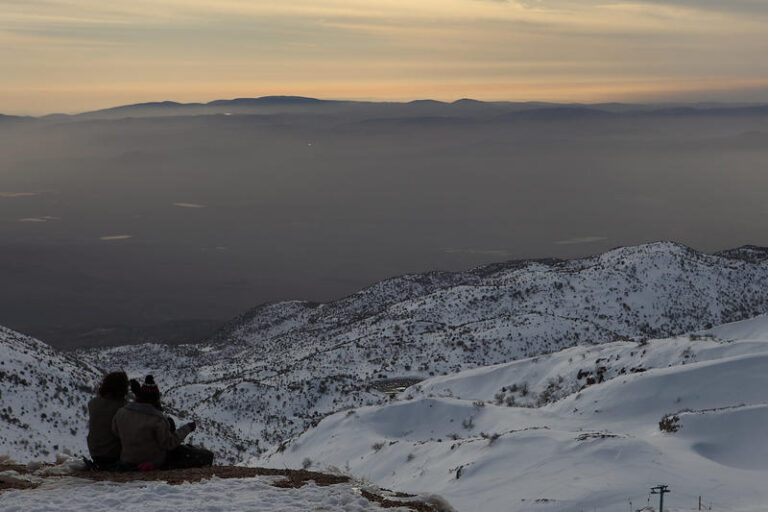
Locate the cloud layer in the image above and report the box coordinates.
[1,0,767,113]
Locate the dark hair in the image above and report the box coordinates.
[98,371,129,400]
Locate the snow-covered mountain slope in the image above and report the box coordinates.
[0,326,101,461]
[264,316,768,512]
[79,242,768,463]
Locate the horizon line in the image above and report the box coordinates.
[5,95,768,119]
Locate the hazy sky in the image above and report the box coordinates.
[2,0,768,114]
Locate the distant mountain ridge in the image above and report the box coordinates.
[5,97,768,121]
[0,113,32,123]
[207,96,337,106]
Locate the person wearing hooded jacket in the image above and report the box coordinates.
[87,371,130,469]
[111,375,196,469]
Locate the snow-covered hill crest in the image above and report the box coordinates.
[79,242,768,462]
[264,316,768,512]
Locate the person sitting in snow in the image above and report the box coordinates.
[112,375,213,470]
[87,370,130,470]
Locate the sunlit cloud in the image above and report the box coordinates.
[521,0,768,16]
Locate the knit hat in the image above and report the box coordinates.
[136,375,160,403]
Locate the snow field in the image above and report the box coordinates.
[264,317,768,511]
[677,404,768,471]
[0,327,100,460]
[0,476,414,512]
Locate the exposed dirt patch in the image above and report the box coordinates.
[1,464,347,489]
[0,464,29,473]
[0,464,40,491]
[67,465,349,487]
[361,489,447,511]
[0,480,40,491]
[268,469,349,488]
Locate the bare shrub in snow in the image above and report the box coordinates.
[536,375,564,407]
[659,414,681,433]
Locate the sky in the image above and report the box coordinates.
[1,0,768,114]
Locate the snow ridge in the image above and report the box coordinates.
[265,318,768,511]
[77,242,768,463]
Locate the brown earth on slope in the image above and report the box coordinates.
[70,465,349,486]
[0,464,39,491]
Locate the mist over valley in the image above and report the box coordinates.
[2,98,767,348]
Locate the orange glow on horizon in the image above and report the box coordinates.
[4,78,768,116]
[1,0,767,114]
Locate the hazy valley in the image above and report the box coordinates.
[2,98,768,348]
